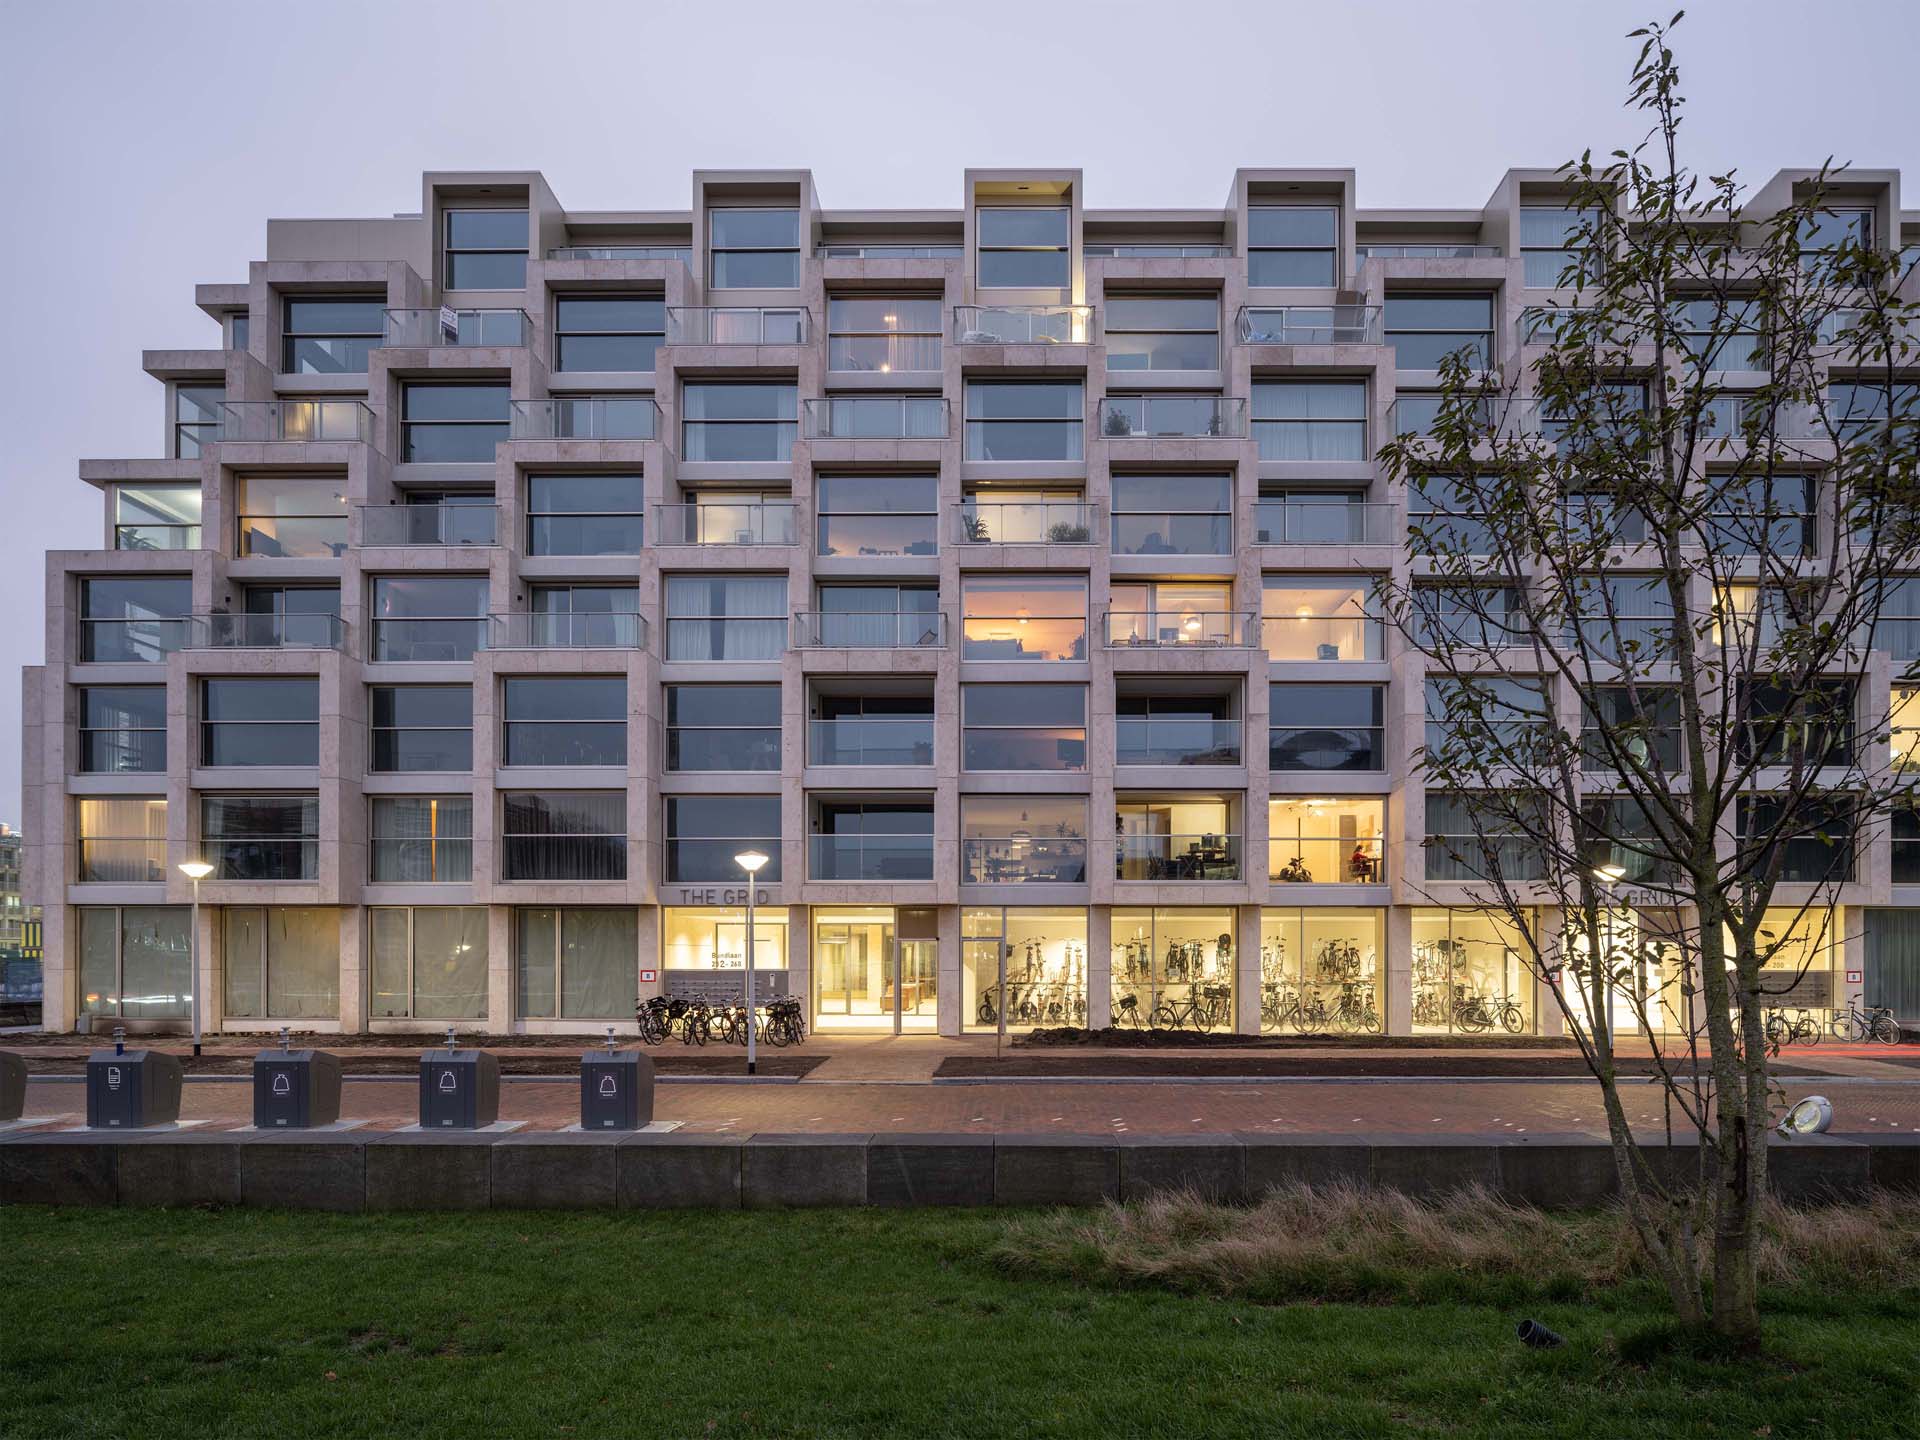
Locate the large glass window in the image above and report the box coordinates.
[282,296,385,374]
[173,384,224,458]
[1830,381,1919,446]
[828,297,942,372]
[1108,581,1238,648]
[1424,791,1544,881]
[977,207,1070,289]
[402,383,510,464]
[667,684,782,771]
[114,483,202,551]
[682,382,798,462]
[553,296,664,372]
[809,693,933,766]
[238,585,341,648]
[1104,296,1220,371]
[223,906,339,1019]
[1737,795,1856,884]
[1583,686,1684,774]
[1411,908,1537,1034]
[1270,684,1384,771]
[444,208,528,290]
[812,906,938,1030]
[962,906,1088,1032]
[526,584,640,648]
[1672,297,1766,371]
[370,797,474,883]
[808,584,939,648]
[77,906,190,1020]
[1116,797,1238,881]
[961,796,1087,884]
[516,907,636,1019]
[370,686,473,772]
[526,473,644,555]
[369,907,489,1020]
[1110,908,1236,1031]
[1520,206,1606,288]
[962,684,1086,771]
[709,209,801,289]
[76,797,167,883]
[665,795,781,883]
[78,686,167,773]
[1385,294,1495,370]
[201,679,319,767]
[964,382,1084,462]
[80,576,190,663]
[810,801,935,881]
[1261,577,1381,661]
[1110,473,1232,556]
[962,573,1086,661]
[1247,206,1338,287]
[501,677,627,767]
[816,474,938,557]
[665,574,787,661]
[203,794,319,881]
[1260,908,1383,1034]
[1252,381,1367,461]
[235,477,349,558]
[370,575,488,662]
[663,906,790,972]
[1268,797,1385,884]
[1116,692,1239,766]
[501,792,627,882]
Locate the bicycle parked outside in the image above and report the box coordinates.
[1827,1002,1901,1044]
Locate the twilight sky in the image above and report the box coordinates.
[1,0,1917,825]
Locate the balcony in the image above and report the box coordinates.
[1261,615,1385,662]
[804,396,948,440]
[1701,394,1821,442]
[816,244,963,259]
[1110,511,1232,557]
[114,523,200,552]
[1269,837,1384,884]
[1355,244,1500,260]
[792,611,947,649]
[1098,395,1245,439]
[1270,726,1385,772]
[666,306,808,345]
[489,612,647,650]
[358,503,500,547]
[546,245,691,262]
[385,308,530,347]
[1115,833,1241,882]
[1116,718,1241,766]
[219,400,374,445]
[953,305,1092,346]
[510,397,659,441]
[186,613,348,651]
[808,717,935,766]
[808,832,936,882]
[235,514,348,559]
[827,334,942,373]
[957,500,1092,546]
[1085,244,1229,259]
[1254,500,1395,545]
[654,501,796,546]
[1237,305,1381,345]
[962,836,1089,885]
[1105,610,1254,649]
[370,617,488,663]
[79,617,191,664]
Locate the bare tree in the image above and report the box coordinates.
[1375,13,1920,1343]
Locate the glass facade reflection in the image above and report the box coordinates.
[1260,908,1383,1033]
[963,906,1087,1032]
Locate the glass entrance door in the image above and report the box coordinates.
[813,907,938,1033]
[897,939,938,1032]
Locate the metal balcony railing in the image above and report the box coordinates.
[510,396,659,441]
[1269,725,1386,772]
[803,396,948,440]
[654,501,797,546]
[369,617,488,663]
[792,611,947,649]
[953,305,1093,345]
[1085,244,1229,258]
[357,504,500,547]
[219,399,374,444]
[1105,610,1254,648]
[1109,511,1233,557]
[1098,395,1245,438]
[113,523,200,551]
[385,308,530,347]
[957,501,1092,545]
[187,612,349,651]
[1237,304,1381,345]
[488,612,647,650]
[1115,719,1241,766]
[1355,244,1500,260]
[666,306,809,345]
[1261,615,1385,662]
[1253,501,1395,544]
[807,833,936,881]
[1115,833,1242,881]
[961,837,1089,885]
[816,244,964,259]
[807,717,935,766]
[1269,837,1385,884]
[78,617,191,664]
[546,245,691,262]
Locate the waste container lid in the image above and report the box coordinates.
[420,1048,488,1062]
[254,1049,326,1063]
[87,1049,160,1064]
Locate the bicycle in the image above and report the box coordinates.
[1827,1003,1901,1044]
[1150,982,1233,1032]
[635,995,672,1045]
[1763,1007,1819,1047]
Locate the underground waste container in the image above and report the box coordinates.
[0,1050,25,1122]
[253,1048,343,1128]
[418,1045,500,1129]
[580,1047,654,1130]
[86,1048,184,1129]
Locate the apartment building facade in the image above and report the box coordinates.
[19,166,1920,1040]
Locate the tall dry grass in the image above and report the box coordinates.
[987,1184,1920,1305]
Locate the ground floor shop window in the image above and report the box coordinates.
[1412,908,1537,1034]
[77,905,190,1020]
[369,907,488,1020]
[1260,908,1382,1032]
[1111,907,1235,1031]
[1557,906,1691,1034]
[963,906,1087,1032]
[661,907,789,971]
[812,906,937,1032]
[1748,906,1841,1015]
[224,906,339,1019]
[516,907,635,1019]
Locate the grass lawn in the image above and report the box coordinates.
[3,1205,1915,1439]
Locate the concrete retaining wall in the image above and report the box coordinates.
[5,1129,1914,1211]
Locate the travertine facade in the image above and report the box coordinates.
[19,167,1918,1038]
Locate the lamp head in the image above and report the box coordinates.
[734,850,770,876]
[177,860,214,881]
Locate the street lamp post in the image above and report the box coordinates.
[734,850,770,1076]
[177,860,214,1057]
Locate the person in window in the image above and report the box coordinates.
[1350,843,1379,883]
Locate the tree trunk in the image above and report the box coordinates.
[1708,963,1769,1345]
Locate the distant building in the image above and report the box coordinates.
[0,823,43,1006]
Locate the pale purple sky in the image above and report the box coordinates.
[2,0,1917,823]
